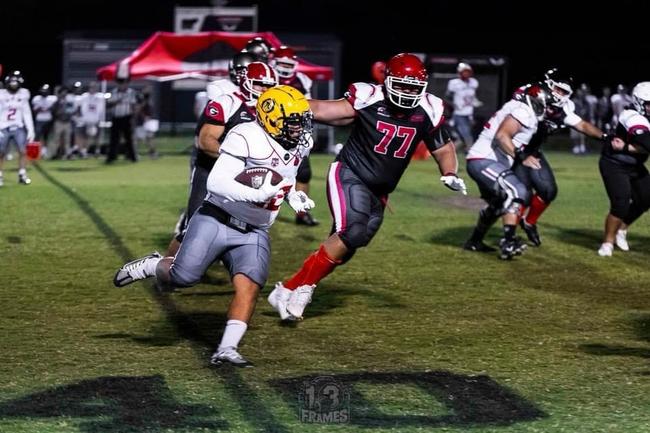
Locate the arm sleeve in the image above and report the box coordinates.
[22,99,35,137]
[206,152,269,203]
[630,131,650,153]
[423,125,452,152]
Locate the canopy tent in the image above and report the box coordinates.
[96,31,334,82]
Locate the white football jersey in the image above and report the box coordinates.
[194,91,208,119]
[79,92,106,125]
[206,121,313,230]
[467,99,538,164]
[207,79,238,101]
[0,89,35,136]
[31,94,58,122]
[447,77,479,116]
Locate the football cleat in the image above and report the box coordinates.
[267,282,296,321]
[210,347,253,368]
[519,219,541,246]
[615,229,629,251]
[498,238,525,260]
[463,239,496,252]
[113,252,162,287]
[295,211,320,226]
[18,174,31,185]
[598,242,613,257]
[286,284,315,319]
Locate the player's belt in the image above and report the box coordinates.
[199,201,255,233]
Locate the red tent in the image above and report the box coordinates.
[96,31,333,82]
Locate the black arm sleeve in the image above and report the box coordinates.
[424,125,453,151]
[630,131,650,153]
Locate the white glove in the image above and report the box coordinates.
[440,174,467,195]
[287,190,315,213]
[258,172,291,201]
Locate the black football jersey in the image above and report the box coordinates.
[336,82,449,195]
[603,108,650,165]
[194,92,256,170]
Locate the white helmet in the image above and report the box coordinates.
[632,82,650,117]
[457,62,472,73]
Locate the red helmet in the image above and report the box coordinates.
[271,46,298,79]
[384,53,428,109]
[241,62,278,100]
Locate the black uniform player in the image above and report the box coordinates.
[597,81,650,256]
[267,53,467,320]
[165,62,277,256]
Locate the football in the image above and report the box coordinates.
[234,167,283,189]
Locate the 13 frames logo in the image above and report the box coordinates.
[299,376,349,424]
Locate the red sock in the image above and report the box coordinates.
[284,245,341,290]
[525,194,549,225]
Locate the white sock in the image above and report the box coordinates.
[18,168,26,176]
[145,256,161,275]
[218,320,248,351]
[0,170,3,177]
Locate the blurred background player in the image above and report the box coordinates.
[50,86,75,159]
[106,77,137,163]
[464,84,552,258]
[114,86,315,367]
[78,81,106,157]
[31,84,57,158]
[271,45,318,226]
[68,81,85,158]
[597,82,650,256]
[134,85,158,159]
[0,71,35,186]
[269,53,466,320]
[206,50,256,101]
[514,69,607,246]
[446,62,479,153]
[611,84,632,126]
[165,62,278,257]
[569,83,598,154]
[596,86,613,132]
[244,37,273,63]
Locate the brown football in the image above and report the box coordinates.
[234,167,283,189]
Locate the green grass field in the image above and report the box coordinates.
[1,138,650,433]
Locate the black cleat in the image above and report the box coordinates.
[463,239,497,252]
[296,211,319,226]
[519,219,541,246]
[499,238,518,260]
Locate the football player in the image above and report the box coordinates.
[271,45,319,226]
[445,62,479,151]
[244,37,273,63]
[464,84,551,259]
[114,86,316,367]
[268,53,466,320]
[513,69,608,246]
[165,62,278,257]
[31,84,57,158]
[0,71,35,186]
[597,82,650,256]
[78,82,106,158]
[206,50,257,101]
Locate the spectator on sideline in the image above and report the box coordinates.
[50,86,75,160]
[31,84,57,158]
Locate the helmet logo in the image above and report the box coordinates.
[261,98,275,113]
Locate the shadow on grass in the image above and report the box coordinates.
[0,375,225,433]
[35,163,292,433]
[271,371,546,428]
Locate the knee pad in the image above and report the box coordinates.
[340,223,372,250]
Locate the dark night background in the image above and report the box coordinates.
[0,0,647,95]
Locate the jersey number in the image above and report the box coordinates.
[6,108,17,121]
[373,121,416,158]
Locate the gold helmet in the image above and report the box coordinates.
[256,85,313,150]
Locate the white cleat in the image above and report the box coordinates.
[615,229,629,251]
[286,284,316,320]
[113,252,162,287]
[210,346,252,367]
[598,242,613,257]
[268,282,296,321]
